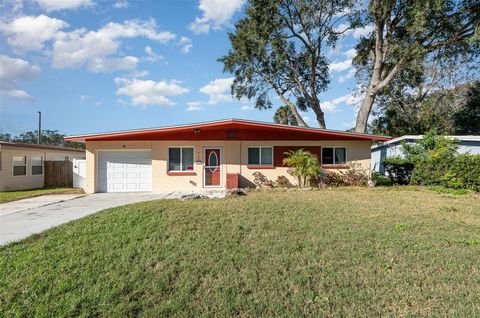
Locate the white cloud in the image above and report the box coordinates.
[113,0,129,9]
[342,119,356,129]
[334,24,374,39]
[352,25,374,38]
[178,36,192,54]
[0,15,68,51]
[114,77,189,107]
[0,89,33,100]
[87,56,138,73]
[80,95,90,101]
[339,68,356,83]
[0,55,40,100]
[144,45,163,62]
[329,59,352,73]
[186,102,204,111]
[344,48,357,59]
[199,77,233,104]
[240,105,254,111]
[35,0,93,11]
[322,93,362,112]
[189,0,245,34]
[52,19,175,72]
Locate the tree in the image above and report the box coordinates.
[283,149,321,187]
[353,0,479,133]
[220,0,360,128]
[368,54,478,137]
[0,133,12,141]
[454,81,480,134]
[1,130,84,149]
[273,105,298,126]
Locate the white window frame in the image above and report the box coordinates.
[167,146,195,172]
[321,147,347,165]
[31,155,44,175]
[12,155,27,176]
[247,146,274,166]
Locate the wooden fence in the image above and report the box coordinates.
[44,160,73,187]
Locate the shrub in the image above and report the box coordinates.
[318,163,369,187]
[252,172,273,188]
[283,149,321,187]
[371,171,393,186]
[275,175,293,188]
[389,131,480,191]
[415,153,480,191]
[383,156,414,185]
[341,163,369,186]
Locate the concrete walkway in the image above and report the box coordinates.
[0,194,85,216]
[0,191,225,246]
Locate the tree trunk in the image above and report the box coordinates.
[315,109,326,129]
[277,94,308,127]
[355,91,376,133]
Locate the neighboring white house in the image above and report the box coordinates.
[0,142,85,191]
[371,135,480,174]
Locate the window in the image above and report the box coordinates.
[322,147,347,165]
[168,147,194,171]
[248,147,273,166]
[13,155,27,176]
[32,155,43,175]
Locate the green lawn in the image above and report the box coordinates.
[1,188,479,317]
[0,187,84,203]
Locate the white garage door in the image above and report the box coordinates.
[98,151,152,192]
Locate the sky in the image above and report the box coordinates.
[0,0,373,136]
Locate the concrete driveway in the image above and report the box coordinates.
[0,192,222,246]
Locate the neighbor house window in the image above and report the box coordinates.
[13,155,27,176]
[168,147,194,171]
[322,147,347,165]
[248,147,273,166]
[32,155,43,175]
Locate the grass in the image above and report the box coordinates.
[1,187,479,317]
[0,187,84,203]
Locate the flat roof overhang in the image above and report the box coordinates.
[65,119,391,143]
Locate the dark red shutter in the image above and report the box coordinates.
[274,146,321,167]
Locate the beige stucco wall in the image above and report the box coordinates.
[85,140,372,193]
[0,148,85,192]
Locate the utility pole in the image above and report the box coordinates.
[38,111,41,145]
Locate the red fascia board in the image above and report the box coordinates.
[64,120,391,142]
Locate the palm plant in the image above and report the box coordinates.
[283,149,320,187]
[273,105,298,126]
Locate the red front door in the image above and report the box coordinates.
[204,148,221,187]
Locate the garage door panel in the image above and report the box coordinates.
[98,151,152,192]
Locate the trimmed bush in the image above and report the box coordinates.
[275,175,293,188]
[371,171,393,186]
[383,156,414,185]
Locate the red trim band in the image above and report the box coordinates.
[321,165,350,169]
[167,171,196,176]
[247,165,275,169]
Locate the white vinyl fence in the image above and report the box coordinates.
[73,159,87,190]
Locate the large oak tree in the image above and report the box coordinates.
[219,0,359,128]
[353,0,479,133]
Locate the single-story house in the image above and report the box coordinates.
[371,135,480,174]
[0,142,86,191]
[65,119,390,193]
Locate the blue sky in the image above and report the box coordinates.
[0,0,372,136]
